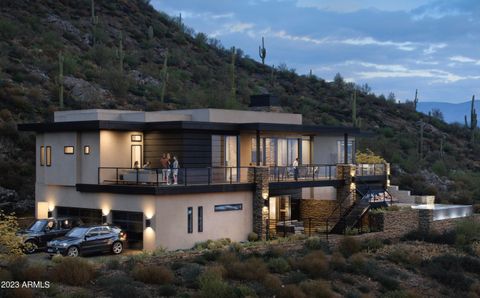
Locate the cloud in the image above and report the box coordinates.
[296,0,433,13]
[209,22,256,37]
[449,55,480,64]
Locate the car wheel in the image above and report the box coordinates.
[66,246,79,257]
[112,241,123,255]
[24,240,37,254]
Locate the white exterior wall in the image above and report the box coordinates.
[41,132,78,186]
[99,131,143,168]
[35,184,253,251]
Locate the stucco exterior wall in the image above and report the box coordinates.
[35,184,253,251]
[41,132,78,186]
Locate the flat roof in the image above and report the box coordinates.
[18,120,369,136]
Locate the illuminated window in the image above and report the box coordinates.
[198,206,203,233]
[187,207,193,234]
[84,146,90,155]
[64,146,74,155]
[46,146,52,166]
[40,146,45,166]
[131,135,142,142]
[214,204,243,212]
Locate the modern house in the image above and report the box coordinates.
[19,96,389,250]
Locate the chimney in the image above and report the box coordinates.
[249,94,283,112]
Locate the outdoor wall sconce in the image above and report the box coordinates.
[145,218,152,228]
[47,211,53,218]
[102,215,108,224]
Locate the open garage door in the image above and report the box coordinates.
[112,210,143,249]
[56,207,102,225]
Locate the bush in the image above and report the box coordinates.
[195,238,231,250]
[248,232,259,242]
[233,285,258,298]
[348,253,367,273]
[297,251,328,278]
[387,247,422,268]
[264,245,286,259]
[263,273,282,292]
[283,271,308,284]
[105,258,120,270]
[267,257,290,273]
[198,269,234,298]
[305,236,330,252]
[455,220,480,247]
[329,251,347,271]
[158,285,177,297]
[361,238,384,252]
[52,257,96,286]
[300,280,334,298]
[338,237,361,257]
[178,263,203,289]
[96,273,148,298]
[132,264,174,285]
[225,257,268,280]
[278,284,306,298]
[20,264,44,281]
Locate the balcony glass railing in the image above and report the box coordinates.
[355,163,386,176]
[268,164,337,182]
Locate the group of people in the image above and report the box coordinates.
[132,153,179,185]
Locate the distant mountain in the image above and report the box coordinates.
[417,101,480,125]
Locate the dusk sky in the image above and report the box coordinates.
[152,0,480,103]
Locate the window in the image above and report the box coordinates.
[302,138,311,164]
[187,207,193,234]
[198,206,203,233]
[337,140,355,163]
[40,146,45,166]
[131,135,142,142]
[46,146,52,166]
[84,146,90,155]
[64,146,74,155]
[214,204,243,212]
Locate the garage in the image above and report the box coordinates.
[56,206,102,225]
[112,210,143,249]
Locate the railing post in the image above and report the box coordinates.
[136,168,139,184]
[116,168,118,184]
[329,166,332,180]
[156,169,159,186]
[98,167,101,184]
[184,168,187,186]
[208,167,211,185]
[230,167,232,184]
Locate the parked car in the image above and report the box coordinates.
[47,225,127,257]
[17,217,84,253]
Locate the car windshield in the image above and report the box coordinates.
[27,220,47,232]
[66,227,89,238]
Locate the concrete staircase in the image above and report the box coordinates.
[387,185,415,204]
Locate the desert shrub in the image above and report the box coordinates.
[52,257,96,286]
[202,249,222,262]
[338,237,361,257]
[300,279,334,298]
[198,269,234,298]
[195,238,231,250]
[361,238,384,252]
[97,273,148,298]
[382,290,419,298]
[20,264,44,281]
[5,255,28,280]
[402,229,455,245]
[105,258,120,270]
[158,285,177,297]
[0,268,12,281]
[51,254,63,263]
[387,247,422,269]
[228,242,243,253]
[376,274,400,291]
[305,236,330,252]
[218,251,239,265]
[297,251,328,278]
[178,263,203,289]
[283,270,308,284]
[329,251,347,271]
[455,220,480,247]
[264,245,286,259]
[233,285,258,298]
[348,253,367,273]
[248,232,259,242]
[7,288,34,298]
[0,211,25,257]
[268,257,290,273]
[278,284,306,298]
[132,264,174,285]
[263,273,282,292]
[225,257,268,280]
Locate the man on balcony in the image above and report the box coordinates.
[293,157,299,181]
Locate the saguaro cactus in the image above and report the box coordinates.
[160,50,169,103]
[270,65,276,87]
[414,89,419,110]
[147,25,154,40]
[116,31,125,72]
[57,52,64,109]
[230,46,236,102]
[258,37,267,65]
[90,0,99,45]
[465,95,478,143]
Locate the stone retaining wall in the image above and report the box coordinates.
[369,209,419,237]
[299,199,338,231]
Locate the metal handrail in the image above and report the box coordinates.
[325,189,355,240]
[268,164,337,182]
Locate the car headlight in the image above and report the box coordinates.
[61,243,68,247]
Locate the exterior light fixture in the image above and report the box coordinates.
[145,218,152,228]
[102,215,108,224]
[47,211,53,218]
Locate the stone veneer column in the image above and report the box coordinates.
[384,162,391,188]
[418,209,434,233]
[248,167,270,240]
[336,164,357,208]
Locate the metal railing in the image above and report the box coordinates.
[356,163,386,176]
[98,166,254,187]
[268,164,337,182]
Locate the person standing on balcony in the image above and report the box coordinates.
[133,161,140,169]
[160,153,169,183]
[172,156,179,185]
[293,157,299,181]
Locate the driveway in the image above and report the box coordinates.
[25,249,143,264]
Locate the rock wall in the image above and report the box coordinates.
[299,199,338,233]
[370,209,419,237]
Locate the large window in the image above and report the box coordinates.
[302,138,311,164]
[46,146,52,167]
[337,140,355,163]
[40,146,45,166]
[252,137,303,166]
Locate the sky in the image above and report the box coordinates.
[152,0,480,103]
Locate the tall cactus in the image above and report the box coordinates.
[160,50,169,103]
[147,25,154,40]
[90,0,99,46]
[116,31,125,73]
[270,64,276,87]
[56,52,64,109]
[465,95,477,143]
[414,89,419,110]
[352,90,360,127]
[230,46,236,102]
[258,37,267,65]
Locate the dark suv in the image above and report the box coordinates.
[18,217,84,253]
[47,225,126,257]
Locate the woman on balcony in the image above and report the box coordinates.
[172,156,179,185]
